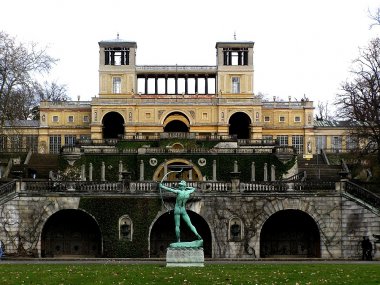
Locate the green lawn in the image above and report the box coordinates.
[0,263,379,284]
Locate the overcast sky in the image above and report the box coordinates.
[1,0,379,103]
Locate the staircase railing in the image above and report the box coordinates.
[321,149,330,165]
[0,180,17,198]
[24,149,33,164]
[345,181,380,209]
[281,171,307,182]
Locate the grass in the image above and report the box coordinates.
[0,263,379,284]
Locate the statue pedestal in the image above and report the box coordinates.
[166,247,204,267]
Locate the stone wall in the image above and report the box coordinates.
[0,191,378,259]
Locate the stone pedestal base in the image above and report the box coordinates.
[166,247,204,267]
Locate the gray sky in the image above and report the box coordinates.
[1,0,378,103]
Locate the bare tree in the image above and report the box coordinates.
[369,8,380,29]
[0,31,57,126]
[30,81,69,119]
[316,101,333,120]
[336,38,380,162]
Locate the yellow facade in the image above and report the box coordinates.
[0,38,352,155]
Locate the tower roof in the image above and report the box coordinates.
[215,41,254,48]
[98,34,137,48]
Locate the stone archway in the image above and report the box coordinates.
[149,210,212,258]
[163,112,190,133]
[102,112,125,139]
[260,209,321,258]
[228,112,251,139]
[41,209,102,257]
[152,159,203,181]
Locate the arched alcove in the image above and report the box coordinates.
[102,112,125,139]
[260,209,321,258]
[41,209,102,257]
[164,120,189,132]
[163,112,190,133]
[228,112,251,139]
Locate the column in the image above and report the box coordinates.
[144,76,148,94]
[81,164,86,181]
[189,162,193,180]
[195,75,198,94]
[175,76,178,95]
[205,75,208,94]
[213,160,217,181]
[89,163,93,181]
[140,160,144,181]
[251,162,255,182]
[271,165,276,181]
[233,161,238,172]
[119,160,123,181]
[165,75,168,94]
[185,75,188,94]
[155,76,158,94]
[263,163,268,182]
[101,162,105,181]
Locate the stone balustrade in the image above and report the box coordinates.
[1,180,339,196]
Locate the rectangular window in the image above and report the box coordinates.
[346,136,358,151]
[315,135,327,153]
[262,135,273,144]
[232,77,240,94]
[49,135,61,154]
[277,135,289,146]
[26,135,38,153]
[294,116,301,122]
[10,135,22,152]
[64,135,76,146]
[279,116,285,122]
[113,77,121,94]
[83,115,89,123]
[68,115,74,123]
[332,136,342,153]
[264,116,270,122]
[52,115,59,122]
[292,135,304,154]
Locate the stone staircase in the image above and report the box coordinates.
[9,154,59,179]
[298,154,342,181]
[27,154,59,179]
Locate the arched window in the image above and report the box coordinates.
[119,215,133,241]
[229,217,243,242]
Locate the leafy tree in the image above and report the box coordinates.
[0,31,57,126]
[336,38,380,162]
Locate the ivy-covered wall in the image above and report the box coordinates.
[66,153,295,182]
[79,197,161,257]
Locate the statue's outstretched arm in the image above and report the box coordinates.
[159,183,179,193]
[186,187,195,194]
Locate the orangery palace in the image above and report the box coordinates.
[0,37,378,260]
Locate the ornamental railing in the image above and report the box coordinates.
[0,180,17,197]
[21,180,338,194]
[345,181,380,209]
